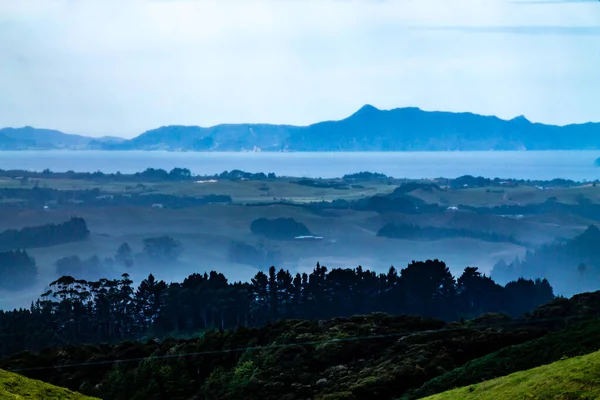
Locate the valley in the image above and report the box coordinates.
[1,169,598,309]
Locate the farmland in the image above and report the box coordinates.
[0,170,597,309]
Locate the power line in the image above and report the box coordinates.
[8,314,591,374]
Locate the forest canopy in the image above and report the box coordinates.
[0,217,89,251]
[0,259,554,358]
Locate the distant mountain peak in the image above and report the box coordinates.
[510,115,531,124]
[1,106,599,151]
[352,104,380,116]
[360,104,379,111]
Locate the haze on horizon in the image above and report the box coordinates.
[1,0,599,138]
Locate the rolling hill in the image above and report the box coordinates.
[0,127,90,150]
[422,349,600,400]
[2,106,599,151]
[0,368,97,399]
[0,127,123,150]
[5,289,600,400]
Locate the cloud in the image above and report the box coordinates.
[413,26,600,35]
[511,0,598,4]
[0,0,598,136]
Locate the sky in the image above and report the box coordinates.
[0,0,599,138]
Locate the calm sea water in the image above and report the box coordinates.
[0,150,599,180]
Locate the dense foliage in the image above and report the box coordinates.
[0,260,553,359]
[5,291,600,400]
[0,314,550,400]
[0,217,89,250]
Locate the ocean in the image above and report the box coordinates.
[1,150,599,180]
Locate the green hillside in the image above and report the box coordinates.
[5,291,600,399]
[423,350,600,400]
[0,368,96,399]
[403,319,600,399]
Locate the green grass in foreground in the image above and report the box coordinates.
[422,349,600,400]
[0,369,97,399]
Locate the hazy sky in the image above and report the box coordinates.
[1,0,599,137]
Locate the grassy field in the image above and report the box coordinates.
[0,369,97,399]
[0,176,396,204]
[6,174,600,207]
[422,350,600,400]
[5,171,600,209]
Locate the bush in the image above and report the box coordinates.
[250,218,311,240]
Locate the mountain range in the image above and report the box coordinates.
[0,127,124,150]
[2,105,599,151]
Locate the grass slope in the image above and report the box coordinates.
[423,350,600,400]
[0,368,97,399]
[403,318,600,399]
[404,293,600,399]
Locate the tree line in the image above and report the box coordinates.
[378,223,523,245]
[0,168,588,187]
[54,236,182,279]
[0,216,89,251]
[0,231,182,290]
[0,217,89,289]
[450,175,582,189]
[0,187,232,209]
[0,250,37,290]
[0,259,554,357]
[492,225,600,296]
[0,168,277,183]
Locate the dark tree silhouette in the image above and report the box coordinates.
[0,217,89,251]
[143,236,181,262]
[0,259,554,358]
[115,243,134,267]
[0,250,37,290]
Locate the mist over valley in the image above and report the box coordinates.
[2,0,600,397]
[0,166,598,310]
